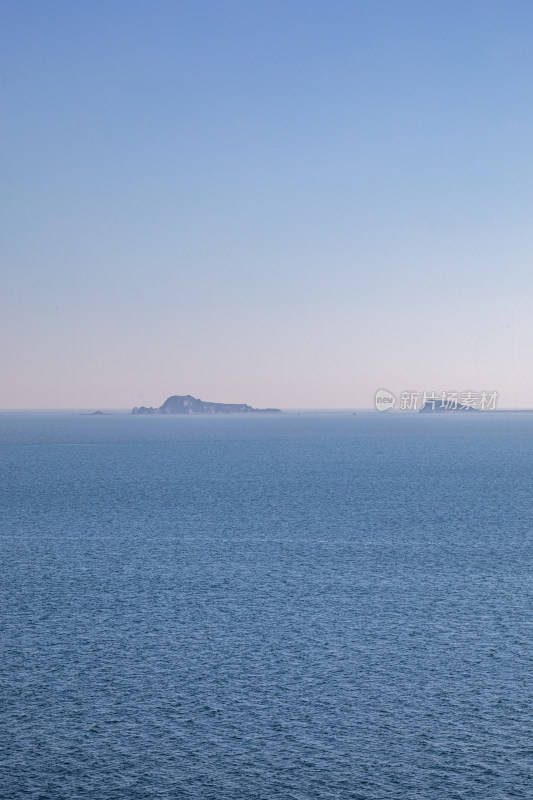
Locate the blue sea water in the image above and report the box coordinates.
[1,412,532,799]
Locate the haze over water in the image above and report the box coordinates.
[2,412,532,799]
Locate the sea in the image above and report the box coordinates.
[1,411,532,799]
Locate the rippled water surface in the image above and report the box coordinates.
[1,412,532,799]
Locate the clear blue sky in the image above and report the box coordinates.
[2,0,533,408]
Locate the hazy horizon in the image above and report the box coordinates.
[3,1,533,410]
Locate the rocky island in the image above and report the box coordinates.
[419,401,479,413]
[132,394,281,415]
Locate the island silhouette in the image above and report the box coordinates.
[132,395,281,415]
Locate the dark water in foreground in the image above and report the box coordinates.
[1,412,532,799]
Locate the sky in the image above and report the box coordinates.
[2,0,533,409]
